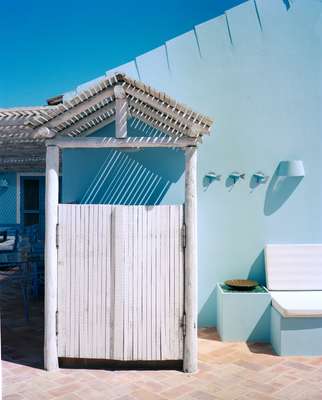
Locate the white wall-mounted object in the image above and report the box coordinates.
[253,172,269,183]
[0,177,8,188]
[277,160,305,177]
[265,244,322,291]
[229,172,245,183]
[205,172,221,181]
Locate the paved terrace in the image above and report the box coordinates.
[1,285,322,400]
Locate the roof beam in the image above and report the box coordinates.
[114,85,128,139]
[129,101,190,137]
[55,102,115,137]
[125,85,210,134]
[33,87,115,130]
[0,117,36,127]
[31,126,57,139]
[47,136,196,149]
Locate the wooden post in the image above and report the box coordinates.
[0,318,2,399]
[183,146,198,373]
[114,85,128,138]
[44,145,59,371]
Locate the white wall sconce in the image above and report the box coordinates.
[229,172,245,183]
[253,172,269,184]
[277,160,305,177]
[0,177,8,188]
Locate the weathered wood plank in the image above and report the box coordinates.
[47,136,195,148]
[57,205,66,357]
[57,204,184,362]
[44,145,59,371]
[114,85,128,139]
[183,147,198,373]
[113,206,124,359]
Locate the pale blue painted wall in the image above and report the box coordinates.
[0,173,16,225]
[61,0,322,326]
[62,120,185,205]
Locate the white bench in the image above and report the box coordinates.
[265,244,322,356]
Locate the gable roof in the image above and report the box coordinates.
[0,73,213,170]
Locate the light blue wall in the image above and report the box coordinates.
[62,0,322,326]
[62,121,185,205]
[0,173,16,225]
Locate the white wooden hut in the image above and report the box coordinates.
[0,73,213,373]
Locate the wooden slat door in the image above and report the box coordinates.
[57,204,184,360]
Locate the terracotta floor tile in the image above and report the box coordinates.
[161,384,193,398]
[2,284,322,400]
[189,390,219,400]
[115,396,137,400]
[48,383,84,398]
[132,389,166,400]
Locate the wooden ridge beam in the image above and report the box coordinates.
[114,85,128,138]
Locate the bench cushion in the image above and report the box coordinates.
[271,291,322,318]
[265,244,322,291]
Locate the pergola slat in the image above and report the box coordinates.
[0,72,213,169]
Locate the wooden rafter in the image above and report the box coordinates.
[0,72,213,169]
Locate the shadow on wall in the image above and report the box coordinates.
[283,0,293,11]
[198,287,217,327]
[78,148,184,205]
[264,168,303,216]
[248,250,266,285]
[198,250,267,327]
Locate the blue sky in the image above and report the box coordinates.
[0,0,245,107]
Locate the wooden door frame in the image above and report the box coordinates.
[44,137,198,373]
[16,172,45,225]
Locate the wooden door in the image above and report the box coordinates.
[57,204,185,360]
[21,176,45,238]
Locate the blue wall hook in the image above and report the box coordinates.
[229,172,245,183]
[205,172,221,182]
[253,172,269,184]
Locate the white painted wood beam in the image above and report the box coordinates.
[125,85,210,135]
[56,103,115,137]
[47,136,196,149]
[0,117,36,127]
[114,85,128,139]
[31,126,57,139]
[44,145,60,371]
[129,101,190,137]
[183,146,198,373]
[36,87,114,130]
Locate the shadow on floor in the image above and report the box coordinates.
[0,284,44,369]
[199,327,276,356]
[247,342,277,356]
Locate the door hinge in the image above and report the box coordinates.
[56,223,59,248]
[181,223,186,249]
[181,313,186,337]
[56,310,59,336]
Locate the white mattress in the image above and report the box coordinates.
[265,244,322,291]
[271,291,322,318]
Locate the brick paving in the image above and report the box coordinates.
[2,284,322,400]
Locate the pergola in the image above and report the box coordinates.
[0,73,213,373]
[0,73,212,171]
